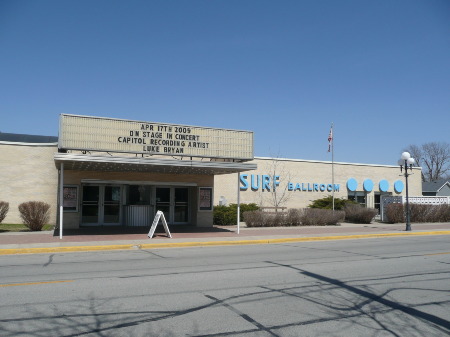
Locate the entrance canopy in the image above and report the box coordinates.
[54,115,257,238]
[54,153,257,175]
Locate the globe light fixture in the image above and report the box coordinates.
[401,152,411,160]
[398,152,415,231]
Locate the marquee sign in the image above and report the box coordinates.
[59,114,254,160]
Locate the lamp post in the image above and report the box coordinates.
[398,152,415,231]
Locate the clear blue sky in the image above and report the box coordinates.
[1,0,449,165]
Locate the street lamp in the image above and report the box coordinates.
[398,152,415,231]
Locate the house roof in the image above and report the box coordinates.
[0,132,58,144]
[422,179,450,193]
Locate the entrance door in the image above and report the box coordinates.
[155,187,171,223]
[174,188,189,223]
[103,186,121,225]
[81,186,100,225]
[155,187,189,224]
[375,192,391,215]
[81,185,122,226]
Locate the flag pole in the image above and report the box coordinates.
[329,123,335,211]
[237,172,240,235]
[332,123,335,211]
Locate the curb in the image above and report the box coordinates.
[1,230,450,255]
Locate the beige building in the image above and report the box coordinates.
[0,114,256,228]
[0,114,422,229]
[0,140,59,224]
[214,157,422,213]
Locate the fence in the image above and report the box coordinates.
[260,207,288,215]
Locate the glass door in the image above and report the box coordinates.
[82,186,100,225]
[154,187,190,224]
[81,185,122,226]
[155,187,171,223]
[103,186,121,225]
[174,187,189,224]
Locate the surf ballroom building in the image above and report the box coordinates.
[0,114,256,229]
[214,156,423,214]
[0,114,423,229]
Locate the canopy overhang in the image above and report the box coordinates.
[54,153,257,175]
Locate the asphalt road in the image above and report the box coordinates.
[1,235,449,337]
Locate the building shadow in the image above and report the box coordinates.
[53,225,235,237]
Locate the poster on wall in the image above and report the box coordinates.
[199,187,213,211]
[63,186,78,211]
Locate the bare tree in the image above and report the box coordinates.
[260,155,293,210]
[406,144,425,181]
[404,142,450,182]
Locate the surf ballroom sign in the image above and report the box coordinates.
[240,174,340,192]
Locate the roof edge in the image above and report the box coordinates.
[254,156,422,169]
[0,141,58,147]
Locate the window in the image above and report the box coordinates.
[128,185,151,205]
[348,192,366,207]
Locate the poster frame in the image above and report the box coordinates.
[63,185,79,212]
[198,187,213,211]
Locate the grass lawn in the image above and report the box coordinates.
[0,223,54,232]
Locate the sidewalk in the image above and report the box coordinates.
[1,222,450,255]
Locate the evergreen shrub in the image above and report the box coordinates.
[213,203,259,226]
[308,196,357,210]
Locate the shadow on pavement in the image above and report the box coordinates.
[53,225,235,237]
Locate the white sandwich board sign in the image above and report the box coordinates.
[148,211,172,239]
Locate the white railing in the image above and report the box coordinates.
[380,195,450,222]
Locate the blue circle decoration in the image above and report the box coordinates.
[394,180,404,193]
[347,178,358,191]
[379,179,389,192]
[363,179,374,192]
